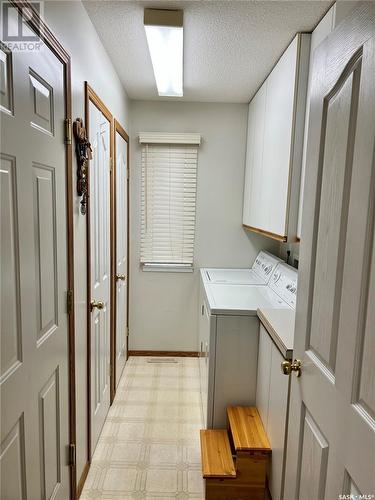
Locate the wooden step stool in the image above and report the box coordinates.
[227,406,271,499]
[200,429,236,500]
[200,407,271,500]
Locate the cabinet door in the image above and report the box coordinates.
[297,8,335,238]
[213,316,259,428]
[198,286,211,428]
[256,326,290,500]
[256,325,273,427]
[262,36,298,237]
[243,83,267,228]
[243,99,255,225]
[202,300,210,426]
[198,282,205,364]
[268,343,290,500]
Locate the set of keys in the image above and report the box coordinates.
[73,118,92,215]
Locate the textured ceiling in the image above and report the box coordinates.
[83,0,332,103]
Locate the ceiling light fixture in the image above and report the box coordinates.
[144,9,183,97]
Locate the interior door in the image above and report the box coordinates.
[284,5,375,499]
[88,98,111,455]
[1,21,70,500]
[114,124,129,388]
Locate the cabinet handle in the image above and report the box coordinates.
[201,304,204,316]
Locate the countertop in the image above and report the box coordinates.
[257,308,295,360]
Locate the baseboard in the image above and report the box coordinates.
[128,350,199,357]
[77,461,90,498]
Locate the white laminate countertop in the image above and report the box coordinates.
[257,308,296,360]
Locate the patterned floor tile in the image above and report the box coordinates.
[82,357,205,499]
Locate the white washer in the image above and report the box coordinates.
[198,263,297,428]
[201,250,282,285]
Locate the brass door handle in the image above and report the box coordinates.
[90,300,105,311]
[281,359,302,377]
[115,274,126,281]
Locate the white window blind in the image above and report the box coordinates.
[140,138,199,269]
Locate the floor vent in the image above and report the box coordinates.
[146,358,178,364]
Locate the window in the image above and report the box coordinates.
[140,132,201,271]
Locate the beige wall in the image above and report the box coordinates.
[129,100,279,352]
[44,0,130,484]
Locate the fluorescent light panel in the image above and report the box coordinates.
[144,9,183,97]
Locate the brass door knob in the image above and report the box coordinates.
[115,274,126,281]
[90,300,105,311]
[281,359,302,377]
[281,360,292,376]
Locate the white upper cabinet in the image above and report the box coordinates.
[243,34,310,242]
[297,6,336,238]
[243,84,267,230]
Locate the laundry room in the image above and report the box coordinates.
[1,1,374,499]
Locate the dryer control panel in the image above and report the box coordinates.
[269,263,298,309]
[252,251,281,283]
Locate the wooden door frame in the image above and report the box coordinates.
[111,119,130,401]
[9,1,76,498]
[84,82,113,464]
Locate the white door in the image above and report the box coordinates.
[114,128,128,387]
[89,100,111,455]
[285,5,375,499]
[1,25,70,500]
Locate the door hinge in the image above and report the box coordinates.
[64,118,72,145]
[126,326,129,337]
[110,157,114,172]
[126,168,129,180]
[68,443,76,467]
[66,289,73,315]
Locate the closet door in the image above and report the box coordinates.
[1,27,71,499]
[114,123,129,389]
[88,93,111,456]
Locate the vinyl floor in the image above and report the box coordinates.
[81,356,205,499]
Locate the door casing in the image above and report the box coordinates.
[8,1,76,497]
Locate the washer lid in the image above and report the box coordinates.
[202,251,281,285]
[204,283,290,316]
[204,268,265,285]
[269,263,298,309]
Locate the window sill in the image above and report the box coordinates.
[141,263,194,273]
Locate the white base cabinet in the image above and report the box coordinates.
[198,282,259,429]
[198,285,214,428]
[256,324,290,500]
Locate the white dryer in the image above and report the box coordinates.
[200,250,281,285]
[198,262,297,428]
